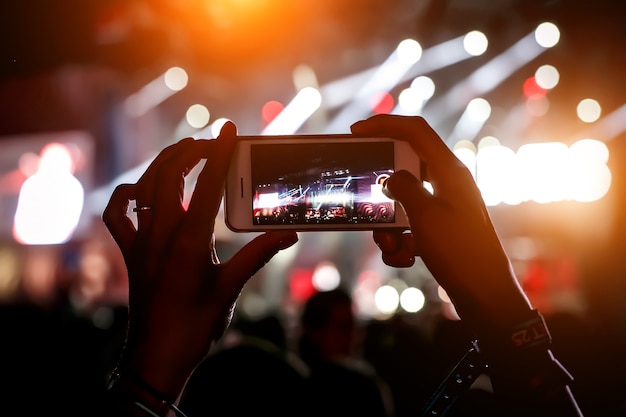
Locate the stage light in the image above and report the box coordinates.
[449,98,492,141]
[164,66,188,91]
[411,75,436,99]
[261,87,322,135]
[463,30,488,56]
[535,65,560,89]
[312,261,341,292]
[567,139,611,202]
[395,75,436,115]
[398,88,425,114]
[476,139,520,206]
[577,98,602,123]
[523,76,547,99]
[374,285,399,315]
[324,38,423,132]
[320,34,473,129]
[426,31,549,128]
[399,287,425,313]
[125,66,189,117]
[517,141,569,204]
[13,143,84,245]
[396,39,423,65]
[262,100,285,124]
[186,104,210,129]
[535,22,560,48]
[370,91,394,114]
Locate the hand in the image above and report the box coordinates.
[351,114,531,332]
[352,115,583,415]
[102,122,298,402]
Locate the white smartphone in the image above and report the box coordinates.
[224,134,421,232]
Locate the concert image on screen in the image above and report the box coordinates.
[251,141,396,226]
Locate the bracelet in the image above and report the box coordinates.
[108,367,188,417]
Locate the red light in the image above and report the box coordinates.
[261,100,284,124]
[523,76,547,99]
[289,268,316,303]
[370,92,394,114]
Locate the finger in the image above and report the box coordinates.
[133,138,195,232]
[148,138,205,242]
[373,230,418,267]
[372,230,404,254]
[185,121,238,238]
[383,170,432,217]
[221,231,298,297]
[350,114,471,192]
[381,250,416,268]
[102,183,137,257]
[134,137,201,259]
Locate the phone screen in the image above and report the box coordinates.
[250,141,396,226]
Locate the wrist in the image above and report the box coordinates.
[474,309,574,400]
[119,336,195,400]
[107,365,187,417]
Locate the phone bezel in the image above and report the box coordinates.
[224,134,420,232]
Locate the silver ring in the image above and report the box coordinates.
[133,206,153,213]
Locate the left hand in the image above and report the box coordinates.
[102,122,298,399]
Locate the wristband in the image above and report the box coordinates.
[510,310,552,350]
[476,309,552,357]
[475,309,574,400]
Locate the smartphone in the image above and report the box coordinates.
[224,134,421,232]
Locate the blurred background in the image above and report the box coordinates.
[1,0,626,415]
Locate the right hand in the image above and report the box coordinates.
[351,114,532,335]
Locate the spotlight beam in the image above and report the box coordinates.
[424,32,547,130]
[324,36,472,133]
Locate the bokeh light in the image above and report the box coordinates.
[164,66,188,91]
[535,65,560,89]
[312,261,341,291]
[262,100,285,124]
[463,30,488,56]
[534,22,560,48]
[374,285,399,314]
[371,92,395,114]
[396,39,422,65]
[399,287,425,313]
[210,117,231,138]
[466,97,491,122]
[577,98,602,123]
[186,104,210,129]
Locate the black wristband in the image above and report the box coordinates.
[474,310,574,401]
[477,309,552,355]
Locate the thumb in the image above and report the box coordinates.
[383,170,430,221]
[223,231,299,288]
